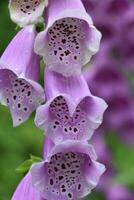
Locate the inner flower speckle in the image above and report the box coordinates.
[0,69,43,126]
[44,152,90,200]
[46,18,87,70]
[49,96,89,141]
[12,0,43,15]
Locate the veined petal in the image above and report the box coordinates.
[31,140,105,200]
[11,172,44,200]
[44,68,90,103]
[0,26,45,126]
[35,0,101,76]
[1,26,40,81]
[43,137,55,159]
[9,0,48,27]
[35,68,107,144]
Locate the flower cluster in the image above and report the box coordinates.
[83,0,134,145]
[81,0,134,198]
[0,1,108,200]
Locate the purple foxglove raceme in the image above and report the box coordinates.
[9,0,48,27]
[0,26,44,127]
[35,68,107,144]
[11,172,44,200]
[31,140,106,200]
[34,0,101,76]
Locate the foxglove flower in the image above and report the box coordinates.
[0,26,44,126]
[31,140,105,200]
[9,0,48,27]
[35,0,101,76]
[11,172,43,200]
[35,68,107,144]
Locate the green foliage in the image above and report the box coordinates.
[0,105,43,200]
[16,155,42,175]
[85,191,105,200]
[106,132,134,190]
[0,2,17,55]
[36,21,45,33]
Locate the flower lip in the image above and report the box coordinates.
[9,0,48,27]
[31,140,105,200]
[35,0,101,76]
[35,93,107,144]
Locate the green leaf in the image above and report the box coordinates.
[16,155,42,174]
[106,132,134,189]
[84,191,104,200]
[15,25,21,31]
[36,21,45,33]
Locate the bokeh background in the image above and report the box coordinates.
[0,0,134,200]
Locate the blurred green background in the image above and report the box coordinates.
[0,1,134,200]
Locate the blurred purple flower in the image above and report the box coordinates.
[83,10,134,141]
[84,57,134,133]
[82,0,131,41]
[116,6,134,70]
[35,0,101,76]
[105,94,134,129]
[9,0,48,27]
[84,58,130,101]
[82,0,134,70]
[117,109,134,145]
[31,140,105,200]
[0,26,44,126]
[35,68,107,144]
[106,185,134,200]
